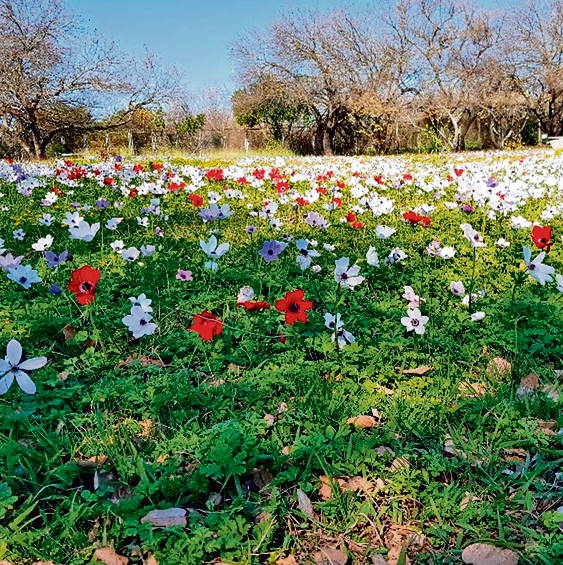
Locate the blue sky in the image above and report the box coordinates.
[68,0,359,94]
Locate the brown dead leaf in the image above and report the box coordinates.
[537,420,557,436]
[384,525,425,565]
[503,448,529,458]
[140,508,187,528]
[281,445,292,456]
[94,547,128,565]
[389,456,410,472]
[145,557,158,565]
[517,374,540,396]
[371,556,388,565]
[73,453,108,469]
[401,366,433,375]
[264,414,276,426]
[460,491,481,510]
[58,371,69,382]
[375,446,395,457]
[347,415,378,428]
[459,382,486,397]
[314,548,348,565]
[318,475,346,499]
[118,354,165,368]
[296,489,316,520]
[33,562,57,565]
[276,556,298,565]
[62,324,78,341]
[542,384,560,402]
[252,465,273,491]
[461,543,519,565]
[343,476,375,493]
[487,357,512,378]
[444,434,467,459]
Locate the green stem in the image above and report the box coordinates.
[467,246,477,314]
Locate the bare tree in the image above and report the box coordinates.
[0,0,179,157]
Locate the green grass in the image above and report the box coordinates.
[0,151,562,564]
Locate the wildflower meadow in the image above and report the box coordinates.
[0,150,562,564]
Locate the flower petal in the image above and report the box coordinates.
[0,373,14,395]
[15,370,36,394]
[18,356,47,371]
[6,339,22,365]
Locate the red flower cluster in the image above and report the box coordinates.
[151,163,164,171]
[205,169,224,181]
[296,197,310,206]
[133,164,144,173]
[275,289,313,325]
[346,212,363,229]
[236,301,271,311]
[190,311,223,341]
[531,225,553,252]
[253,168,265,180]
[275,180,289,194]
[403,211,431,227]
[188,194,204,207]
[68,265,101,305]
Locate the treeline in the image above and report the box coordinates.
[230,0,563,155]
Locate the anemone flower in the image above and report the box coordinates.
[334,257,364,290]
[7,265,41,289]
[0,339,47,395]
[523,245,554,285]
[401,308,429,335]
[122,306,157,339]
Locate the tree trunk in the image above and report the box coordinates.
[322,126,334,156]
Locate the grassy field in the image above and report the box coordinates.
[0,150,562,564]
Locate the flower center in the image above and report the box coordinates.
[268,250,273,255]
[140,319,147,326]
[529,264,536,271]
[19,277,27,283]
[79,282,92,292]
[411,319,420,326]
[341,273,348,280]
[289,303,299,313]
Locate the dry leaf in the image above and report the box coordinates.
[296,488,316,520]
[252,465,273,490]
[461,543,519,565]
[343,476,375,493]
[145,557,158,565]
[402,366,433,375]
[384,525,425,565]
[443,434,467,459]
[517,374,540,396]
[94,547,128,565]
[460,491,481,510]
[58,371,69,382]
[281,446,292,456]
[542,384,560,402]
[140,507,187,528]
[62,324,78,342]
[459,382,486,397]
[347,415,378,428]
[537,420,557,436]
[264,414,276,426]
[503,448,529,458]
[375,446,395,457]
[389,456,410,472]
[371,556,388,565]
[73,453,108,469]
[33,562,57,565]
[487,357,512,378]
[276,556,298,565]
[373,383,394,395]
[138,420,155,440]
[318,475,346,499]
[118,354,165,368]
[314,548,348,565]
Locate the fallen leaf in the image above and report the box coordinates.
[318,475,346,499]
[516,373,540,396]
[145,557,158,565]
[347,415,378,428]
[374,383,394,395]
[276,556,298,565]
[33,562,57,565]
[73,453,108,469]
[460,491,481,510]
[118,354,165,368]
[58,371,69,382]
[461,543,519,565]
[296,488,316,520]
[401,366,433,375]
[375,446,395,457]
[384,525,425,565]
[62,324,78,342]
[371,556,388,565]
[459,382,486,397]
[94,547,128,565]
[503,447,529,458]
[343,476,375,493]
[487,357,512,378]
[542,384,560,402]
[140,507,187,528]
[389,456,410,472]
[252,465,273,490]
[314,548,348,565]
[537,420,557,436]
[207,492,222,508]
[443,434,467,459]
[281,445,292,456]
[264,414,276,426]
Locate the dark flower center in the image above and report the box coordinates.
[341,273,348,280]
[140,319,147,326]
[328,321,335,328]
[268,250,273,255]
[473,235,479,241]
[411,319,420,326]
[19,277,27,283]
[289,303,300,313]
[300,249,308,256]
[80,282,92,292]
[529,264,536,271]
